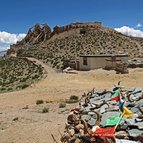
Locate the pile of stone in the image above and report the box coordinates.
[61,84,143,143]
[128,58,143,68]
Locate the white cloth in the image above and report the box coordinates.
[116,139,140,143]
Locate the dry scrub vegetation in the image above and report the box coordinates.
[0,57,44,93]
[16,28,143,70]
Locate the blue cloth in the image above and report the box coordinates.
[119,100,124,112]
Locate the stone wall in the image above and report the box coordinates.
[53,22,102,34]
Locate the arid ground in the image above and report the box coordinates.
[0,61,143,143]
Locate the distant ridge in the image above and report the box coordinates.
[0,50,7,58]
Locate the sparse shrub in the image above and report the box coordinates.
[12,117,19,121]
[59,103,66,108]
[7,88,13,91]
[36,100,44,105]
[21,84,29,89]
[0,88,6,91]
[42,107,49,113]
[70,95,79,100]
[20,77,27,82]
[65,95,79,104]
[32,74,39,79]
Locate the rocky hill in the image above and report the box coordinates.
[6,22,143,69]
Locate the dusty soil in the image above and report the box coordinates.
[0,60,143,143]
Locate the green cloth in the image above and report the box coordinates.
[112,89,120,98]
[106,116,121,126]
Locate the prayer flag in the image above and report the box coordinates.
[106,116,121,126]
[122,107,133,118]
[119,100,124,112]
[112,89,121,102]
[92,126,115,137]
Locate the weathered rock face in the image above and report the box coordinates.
[6,22,102,57]
[24,23,51,44]
[16,22,100,46]
[6,23,52,57]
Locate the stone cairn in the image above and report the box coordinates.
[60,83,143,143]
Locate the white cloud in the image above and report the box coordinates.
[17,33,27,41]
[0,31,26,44]
[115,26,143,38]
[0,31,26,51]
[136,23,142,28]
[0,44,10,51]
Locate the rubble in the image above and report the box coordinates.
[61,83,143,143]
[128,58,143,68]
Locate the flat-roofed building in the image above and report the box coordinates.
[79,54,128,70]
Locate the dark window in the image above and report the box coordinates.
[83,57,88,65]
[80,29,86,35]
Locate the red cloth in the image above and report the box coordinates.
[111,94,120,102]
[92,126,115,137]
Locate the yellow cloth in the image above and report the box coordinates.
[123,107,133,118]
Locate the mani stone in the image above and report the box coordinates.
[88,111,95,115]
[104,93,112,99]
[134,122,143,130]
[130,107,139,113]
[108,100,117,105]
[135,118,143,122]
[128,129,143,137]
[81,114,90,121]
[88,118,96,126]
[81,104,96,111]
[127,88,135,92]
[126,103,135,108]
[118,124,128,130]
[116,139,139,143]
[106,106,119,112]
[136,99,143,106]
[100,104,109,114]
[124,118,136,125]
[90,93,98,98]
[89,98,102,104]
[88,112,97,119]
[133,88,142,94]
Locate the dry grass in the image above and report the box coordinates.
[0,57,44,93]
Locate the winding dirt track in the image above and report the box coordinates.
[0,58,143,143]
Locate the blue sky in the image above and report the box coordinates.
[0,0,143,50]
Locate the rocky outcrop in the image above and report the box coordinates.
[6,22,102,57]
[23,23,52,44]
[6,24,51,57]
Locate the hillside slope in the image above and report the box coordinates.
[6,22,143,69]
[0,57,44,93]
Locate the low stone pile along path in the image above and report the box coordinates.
[61,86,143,143]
